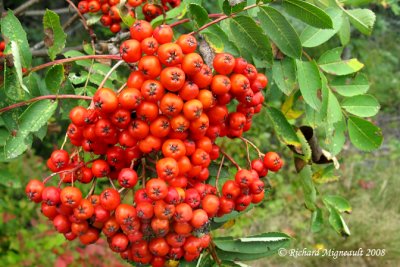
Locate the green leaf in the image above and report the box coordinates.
[327,88,343,124]
[229,16,273,63]
[300,8,343,47]
[296,129,312,161]
[17,100,57,135]
[223,0,246,15]
[347,116,383,151]
[10,42,29,94]
[3,65,25,101]
[318,47,364,76]
[246,0,260,17]
[1,11,32,67]
[118,4,135,27]
[0,105,20,132]
[330,73,370,97]
[188,4,209,27]
[327,119,346,156]
[326,205,351,236]
[202,32,224,53]
[318,71,342,125]
[272,58,297,95]
[92,63,118,80]
[4,100,57,159]
[3,134,32,160]
[151,2,187,27]
[311,208,323,233]
[43,10,67,60]
[266,106,301,149]
[258,6,302,59]
[86,13,102,26]
[342,95,380,117]
[83,43,95,55]
[90,73,114,88]
[214,232,291,254]
[296,60,321,110]
[299,165,317,211]
[339,16,351,46]
[64,50,91,67]
[45,64,65,94]
[207,22,240,56]
[282,0,333,29]
[344,8,375,35]
[313,164,339,184]
[323,195,352,213]
[68,72,89,85]
[25,72,46,96]
[0,128,8,146]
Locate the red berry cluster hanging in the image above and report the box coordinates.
[77,0,181,33]
[25,21,283,266]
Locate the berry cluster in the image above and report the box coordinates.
[77,0,181,33]
[25,21,283,266]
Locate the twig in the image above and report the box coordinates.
[65,0,97,47]
[216,156,225,196]
[0,94,92,114]
[43,162,85,184]
[98,60,124,89]
[108,177,117,190]
[145,165,157,173]
[85,178,97,198]
[169,14,224,28]
[244,140,252,168]
[239,136,264,158]
[302,50,313,62]
[130,159,136,169]
[117,82,127,93]
[63,13,80,30]
[188,4,261,35]
[141,158,146,189]
[145,157,157,165]
[32,14,80,51]
[31,45,84,57]
[208,240,222,266]
[24,8,71,16]
[220,149,240,170]
[29,54,121,73]
[12,0,40,16]
[61,132,69,150]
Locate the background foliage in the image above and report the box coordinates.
[0,0,399,266]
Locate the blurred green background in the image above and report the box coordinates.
[1,1,400,266]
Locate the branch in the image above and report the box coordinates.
[12,0,40,16]
[29,54,121,73]
[98,60,124,89]
[43,161,85,184]
[239,136,264,158]
[31,45,84,57]
[216,156,225,196]
[32,13,80,51]
[220,149,240,170]
[189,4,260,35]
[0,95,92,114]
[169,13,224,28]
[23,8,71,16]
[65,0,97,46]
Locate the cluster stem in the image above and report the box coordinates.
[220,149,240,170]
